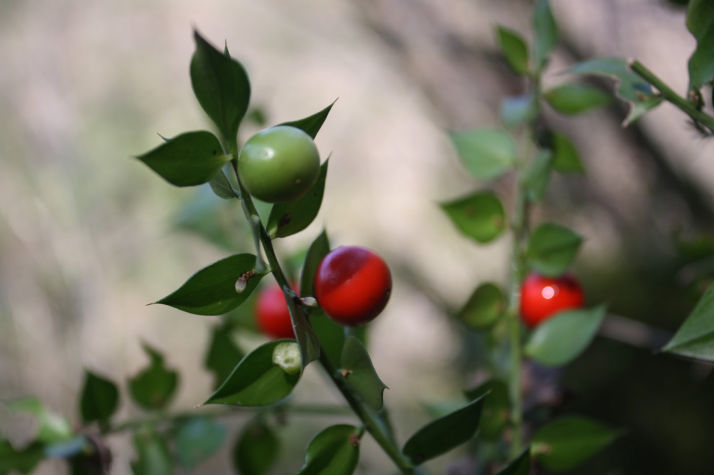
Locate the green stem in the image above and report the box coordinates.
[102,403,350,436]
[629,60,714,134]
[228,162,416,474]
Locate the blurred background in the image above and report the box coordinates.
[1,0,714,473]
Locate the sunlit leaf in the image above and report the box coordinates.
[402,393,486,465]
[136,131,230,187]
[204,339,301,406]
[191,31,250,143]
[156,254,265,316]
[441,191,506,244]
[532,416,618,471]
[298,425,360,475]
[525,306,606,366]
[450,129,516,180]
[663,283,714,361]
[7,397,72,443]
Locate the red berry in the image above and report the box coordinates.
[519,273,584,328]
[314,246,392,326]
[255,284,296,339]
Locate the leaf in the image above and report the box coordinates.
[441,191,506,244]
[686,0,714,89]
[280,101,336,139]
[208,162,240,199]
[234,420,280,475]
[204,339,301,406]
[526,223,583,277]
[533,0,558,70]
[496,448,531,475]
[500,94,537,128]
[340,336,387,411]
[459,283,506,330]
[128,343,179,411]
[174,417,227,469]
[7,397,73,444]
[0,439,44,474]
[301,230,330,297]
[298,425,360,475]
[450,129,516,180]
[522,149,553,202]
[663,283,714,361]
[464,379,509,440]
[136,131,230,187]
[544,84,612,115]
[131,429,172,475]
[80,370,119,425]
[190,30,250,143]
[310,310,345,365]
[569,58,662,125]
[495,26,529,75]
[552,132,585,173]
[532,416,618,471]
[267,160,329,238]
[156,253,265,316]
[204,324,244,389]
[525,306,606,366]
[402,393,486,465]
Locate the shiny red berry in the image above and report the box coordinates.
[519,273,584,328]
[314,246,392,326]
[255,284,296,339]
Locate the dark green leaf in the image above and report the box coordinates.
[204,324,244,389]
[0,440,44,474]
[552,132,585,173]
[80,370,119,425]
[441,191,506,244]
[128,343,179,411]
[544,84,611,115]
[267,160,329,238]
[569,58,662,124]
[156,253,265,316]
[136,131,229,187]
[495,26,529,75]
[310,310,346,366]
[204,339,301,406]
[687,0,714,89]
[496,448,531,475]
[459,283,506,330]
[450,129,516,180]
[298,425,360,475]
[532,416,617,471]
[525,306,606,366]
[526,223,583,277]
[7,397,72,443]
[340,336,387,411]
[131,429,172,475]
[402,393,486,465]
[280,101,336,139]
[500,94,537,128]
[208,162,240,199]
[663,283,714,361]
[174,418,226,469]
[464,380,509,440]
[522,149,553,202]
[533,0,558,70]
[234,420,280,475]
[301,230,330,297]
[190,31,250,142]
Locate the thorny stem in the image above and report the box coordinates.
[629,60,714,134]
[228,158,417,474]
